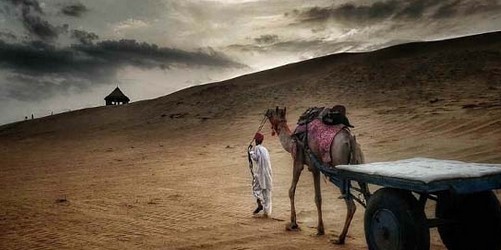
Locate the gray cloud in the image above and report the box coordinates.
[395,0,439,19]
[76,39,244,68]
[332,1,399,22]
[0,31,17,41]
[254,34,279,45]
[287,1,399,24]
[61,2,88,17]
[3,73,96,101]
[432,0,460,19]
[71,29,98,44]
[0,39,245,101]
[288,0,501,24]
[464,0,501,15]
[22,14,64,41]
[5,0,64,41]
[7,0,43,14]
[0,40,113,86]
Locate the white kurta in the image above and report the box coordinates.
[250,144,273,215]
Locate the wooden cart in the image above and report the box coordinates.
[314,157,501,250]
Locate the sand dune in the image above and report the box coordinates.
[1,31,500,249]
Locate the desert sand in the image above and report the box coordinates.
[1,32,500,249]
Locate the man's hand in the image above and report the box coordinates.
[248,144,253,151]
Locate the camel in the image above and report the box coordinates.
[265,106,366,244]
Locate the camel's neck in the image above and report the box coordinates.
[276,121,294,153]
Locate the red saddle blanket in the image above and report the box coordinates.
[294,119,347,164]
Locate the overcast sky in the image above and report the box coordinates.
[1,0,500,124]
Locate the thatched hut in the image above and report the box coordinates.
[105,87,130,106]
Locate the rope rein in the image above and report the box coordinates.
[248,115,268,145]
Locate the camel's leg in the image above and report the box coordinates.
[313,168,325,235]
[286,155,303,231]
[332,194,356,245]
[330,130,356,244]
[358,181,371,202]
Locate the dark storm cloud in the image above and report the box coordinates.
[71,29,99,45]
[61,2,88,17]
[76,39,244,68]
[0,40,111,81]
[288,0,501,24]
[22,14,64,41]
[287,1,399,23]
[0,39,245,101]
[5,0,64,41]
[331,1,398,21]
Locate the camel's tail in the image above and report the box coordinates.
[350,134,365,165]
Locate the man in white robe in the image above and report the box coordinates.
[248,132,273,217]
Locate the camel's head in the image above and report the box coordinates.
[265,106,287,135]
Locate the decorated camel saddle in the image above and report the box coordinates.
[297,105,354,127]
[293,105,354,163]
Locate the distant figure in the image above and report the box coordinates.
[248,132,273,217]
[31,114,34,119]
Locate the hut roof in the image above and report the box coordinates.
[105,87,130,101]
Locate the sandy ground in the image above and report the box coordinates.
[1,32,501,249]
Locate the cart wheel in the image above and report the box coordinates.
[364,188,429,250]
[436,191,501,250]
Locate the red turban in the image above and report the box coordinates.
[254,132,264,143]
